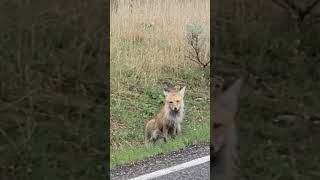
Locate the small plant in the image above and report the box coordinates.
[111,0,119,13]
[185,20,210,70]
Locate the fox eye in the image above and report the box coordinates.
[169,101,173,104]
[176,100,180,103]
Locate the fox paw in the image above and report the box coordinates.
[163,137,168,143]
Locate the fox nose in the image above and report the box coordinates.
[174,107,178,111]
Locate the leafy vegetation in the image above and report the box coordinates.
[110,0,210,167]
[216,0,320,179]
[0,1,107,179]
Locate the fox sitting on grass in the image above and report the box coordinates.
[211,78,242,180]
[144,86,186,147]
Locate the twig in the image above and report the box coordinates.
[271,0,320,22]
[0,127,18,150]
[0,89,39,112]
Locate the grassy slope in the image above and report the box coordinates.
[110,0,210,167]
[216,1,320,179]
[110,64,210,167]
[0,1,107,179]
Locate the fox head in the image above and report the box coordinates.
[210,79,242,180]
[212,79,242,153]
[163,86,186,113]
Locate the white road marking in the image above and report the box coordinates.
[127,155,210,180]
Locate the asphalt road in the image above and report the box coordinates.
[151,161,209,180]
[111,143,210,180]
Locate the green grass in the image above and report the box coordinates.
[110,69,210,167]
[110,0,210,168]
[111,124,209,168]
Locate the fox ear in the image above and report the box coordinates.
[179,86,186,97]
[163,90,169,96]
[218,79,242,115]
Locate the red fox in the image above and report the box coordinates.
[144,86,186,147]
[211,79,242,180]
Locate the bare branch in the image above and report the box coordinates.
[271,0,320,22]
[271,0,289,10]
[185,21,210,70]
[283,0,302,13]
[303,0,320,17]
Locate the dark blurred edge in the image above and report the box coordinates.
[211,0,320,179]
[209,0,217,177]
[0,0,109,179]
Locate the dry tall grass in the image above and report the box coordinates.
[110,0,210,90]
[110,0,210,156]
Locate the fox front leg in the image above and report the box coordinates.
[163,127,168,143]
[171,126,177,139]
[176,123,181,134]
